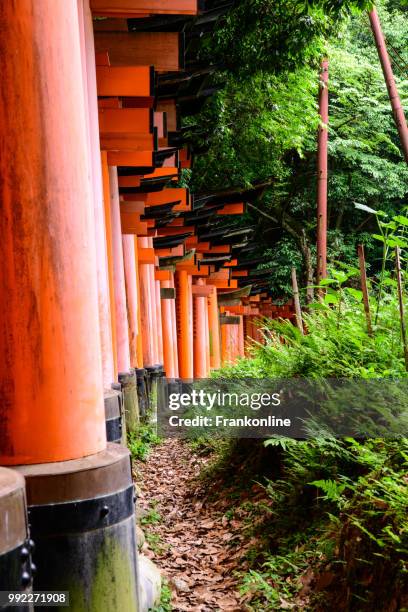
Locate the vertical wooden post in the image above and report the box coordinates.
[160,280,176,377]
[122,234,139,368]
[317,59,329,285]
[291,268,304,334]
[170,275,179,377]
[138,237,155,367]
[358,245,373,336]
[78,0,114,388]
[176,270,193,378]
[108,167,131,374]
[0,0,106,464]
[101,152,118,379]
[133,237,144,368]
[148,237,160,365]
[155,277,164,366]
[193,279,208,378]
[208,286,221,370]
[395,247,408,371]
[369,8,408,163]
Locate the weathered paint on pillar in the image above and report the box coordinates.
[122,235,139,369]
[238,316,245,358]
[176,271,194,378]
[108,167,131,374]
[0,0,106,464]
[101,152,118,379]
[155,280,164,366]
[193,279,209,378]
[78,0,115,388]
[208,287,221,370]
[204,300,211,374]
[147,238,159,365]
[133,237,144,368]
[138,237,155,367]
[170,275,179,378]
[221,324,229,366]
[160,281,176,378]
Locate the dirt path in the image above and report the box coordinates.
[135,439,255,611]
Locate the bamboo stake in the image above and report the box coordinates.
[358,244,373,336]
[291,267,304,335]
[395,246,408,371]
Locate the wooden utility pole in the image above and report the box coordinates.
[291,268,304,334]
[358,245,373,336]
[369,7,408,164]
[316,59,329,285]
[395,247,408,371]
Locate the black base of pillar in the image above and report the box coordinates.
[0,468,34,612]
[14,445,139,612]
[104,389,123,444]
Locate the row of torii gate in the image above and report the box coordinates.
[0,1,293,609]
[2,1,405,608]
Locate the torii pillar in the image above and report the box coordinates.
[0,2,138,607]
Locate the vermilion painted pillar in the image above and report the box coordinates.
[193,279,208,378]
[221,324,229,366]
[138,237,155,366]
[238,316,245,358]
[176,270,194,378]
[0,0,106,464]
[122,235,139,369]
[208,286,221,370]
[316,59,329,284]
[204,302,211,374]
[133,237,144,368]
[170,275,179,377]
[155,279,164,365]
[78,0,114,389]
[369,8,408,163]
[160,280,176,377]
[108,167,131,373]
[147,238,159,365]
[101,152,118,378]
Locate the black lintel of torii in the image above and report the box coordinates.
[141,202,181,219]
[153,232,193,249]
[127,15,193,33]
[117,165,155,176]
[199,255,232,270]
[140,172,179,186]
[119,179,170,195]
[154,148,179,167]
[155,213,182,228]
[233,258,264,270]
[199,230,254,246]
[248,268,274,278]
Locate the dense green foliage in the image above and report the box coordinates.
[187,0,408,297]
[127,425,161,461]
[211,285,408,608]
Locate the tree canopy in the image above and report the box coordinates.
[185,0,408,298]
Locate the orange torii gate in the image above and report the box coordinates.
[0,0,296,603]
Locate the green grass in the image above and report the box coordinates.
[151,579,173,612]
[127,424,161,461]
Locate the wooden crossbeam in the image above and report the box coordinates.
[120,212,148,235]
[100,132,156,151]
[90,0,199,16]
[106,150,153,167]
[95,32,182,72]
[99,107,152,134]
[96,65,153,97]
